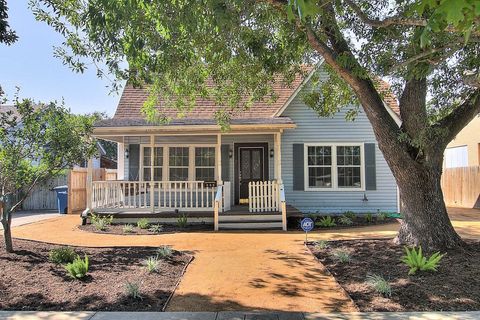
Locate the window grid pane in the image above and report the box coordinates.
[195,147,215,181]
[307,146,332,188]
[169,147,189,181]
[336,146,361,188]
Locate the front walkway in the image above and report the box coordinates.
[8,207,480,313]
[0,210,61,230]
[1,311,479,320]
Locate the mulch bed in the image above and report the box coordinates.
[79,223,212,235]
[0,238,192,311]
[288,215,398,231]
[307,239,480,311]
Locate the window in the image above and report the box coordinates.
[142,147,163,180]
[169,147,189,181]
[445,146,468,168]
[195,147,215,181]
[305,144,364,190]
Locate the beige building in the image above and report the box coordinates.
[445,116,480,168]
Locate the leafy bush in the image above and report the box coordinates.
[137,218,150,229]
[123,224,135,233]
[364,213,374,223]
[157,246,173,259]
[144,256,159,273]
[177,214,188,228]
[315,216,336,228]
[377,212,388,221]
[338,215,353,226]
[65,255,89,279]
[90,213,113,231]
[366,274,392,297]
[307,213,318,222]
[125,281,142,299]
[314,240,329,250]
[49,247,76,264]
[401,246,444,275]
[343,211,356,220]
[149,224,163,233]
[332,250,351,263]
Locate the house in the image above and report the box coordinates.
[90,63,400,230]
[444,116,480,168]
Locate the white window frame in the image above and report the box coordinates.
[194,146,216,181]
[139,144,217,181]
[140,146,164,181]
[304,143,365,191]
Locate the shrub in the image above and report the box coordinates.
[123,224,135,233]
[49,247,76,264]
[364,213,374,223]
[144,256,159,273]
[157,246,173,259]
[343,211,356,220]
[401,246,444,275]
[314,240,329,250]
[366,274,392,297]
[125,281,142,300]
[315,216,336,228]
[332,250,351,263]
[90,213,113,231]
[377,212,388,221]
[338,215,353,226]
[65,255,89,279]
[307,213,318,222]
[177,214,188,228]
[137,218,150,229]
[149,224,163,233]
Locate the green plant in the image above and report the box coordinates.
[65,255,89,279]
[125,281,142,299]
[401,246,444,275]
[377,212,388,221]
[307,213,317,222]
[149,224,163,233]
[144,256,159,273]
[343,211,356,220]
[364,213,374,223]
[177,214,188,228]
[123,224,135,233]
[90,213,113,231]
[314,240,329,250]
[332,250,351,263]
[366,274,392,297]
[315,216,336,228]
[49,247,77,264]
[137,218,150,229]
[157,246,173,259]
[338,215,353,226]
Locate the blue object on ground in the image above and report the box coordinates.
[53,185,68,214]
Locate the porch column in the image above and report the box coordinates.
[86,158,93,210]
[216,133,222,183]
[274,132,282,183]
[117,140,125,180]
[150,135,155,213]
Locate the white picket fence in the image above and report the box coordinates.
[248,180,280,213]
[22,175,67,210]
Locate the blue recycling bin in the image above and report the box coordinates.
[53,185,68,214]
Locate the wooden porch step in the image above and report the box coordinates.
[218,221,283,230]
[218,214,282,222]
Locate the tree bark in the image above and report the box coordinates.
[0,203,13,253]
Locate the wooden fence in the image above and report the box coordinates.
[67,168,117,214]
[21,175,68,210]
[441,166,480,208]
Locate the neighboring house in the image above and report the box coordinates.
[444,116,480,168]
[90,63,400,230]
[77,141,117,170]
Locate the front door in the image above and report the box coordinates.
[234,143,269,205]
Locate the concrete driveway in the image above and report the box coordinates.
[0,210,62,230]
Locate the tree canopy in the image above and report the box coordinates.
[0,0,17,45]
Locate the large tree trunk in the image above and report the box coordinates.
[393,160,464,251]
[0,204,13,253]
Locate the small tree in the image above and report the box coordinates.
[0,97,97,252]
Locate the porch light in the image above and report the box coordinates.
[362,193,368,202]
[270,148,274,158]
[125,148,129,159]
[229,148,233,158]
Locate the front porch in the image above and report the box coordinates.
[89,125,295,230]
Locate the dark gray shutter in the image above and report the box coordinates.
[364,143,377,190]
[221,144,230,182]
[128,144,140,181]
[293,144,305,190]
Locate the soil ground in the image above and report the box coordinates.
[79,223,212,235]
[308,239,480,312]
[0,238,191,311]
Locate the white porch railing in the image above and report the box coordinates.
[91,181,217,211]
[248,181,280,213]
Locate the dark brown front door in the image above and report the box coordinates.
[234,143,269,205]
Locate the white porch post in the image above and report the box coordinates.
[274,132,282,183]
[117,140,125,180]
[150,135,155,213]
[86,158,94,210]
[216,133,222,183]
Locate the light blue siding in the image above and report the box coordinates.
[280,84,398,214]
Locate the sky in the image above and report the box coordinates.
[0,1,122,116]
